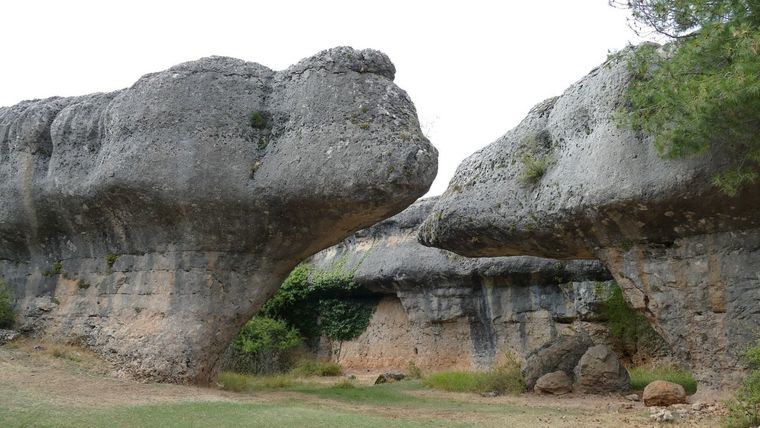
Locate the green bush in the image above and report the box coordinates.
[290,359,342,377]
[225,316,301,375]
[423,356,524,395]
[628,365,698,394]
[0,279,15,329]
[725,341,760,428]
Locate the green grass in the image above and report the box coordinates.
[628,366,698,394]
[422,370,524,396]
[290,360,342,377]
[217,371,297,392]
[422,360,524,396]
[0,400,462,428]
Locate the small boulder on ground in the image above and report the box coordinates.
[573,345,629,394]
[0,329,19,345]
[534,371,573,395]
[374,372,406,384]
[643,380,687,406]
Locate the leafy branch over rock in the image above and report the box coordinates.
[613,0,760,196]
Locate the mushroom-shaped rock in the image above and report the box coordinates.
[642,380,687,407]
[573,345,629,394]
[418,47,760,387]
[0,48,437,383]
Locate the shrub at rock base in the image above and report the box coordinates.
[222,317,301,375]
[423,355,524,396]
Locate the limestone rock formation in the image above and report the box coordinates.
[573,345,630,394]
[0,48,437,383]
[418,48,760,387]
[306,197,615,386]
[643,380,687,407]
[534,370,572,395]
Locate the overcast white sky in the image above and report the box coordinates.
[0,1,643,195]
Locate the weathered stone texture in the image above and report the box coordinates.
[534,370,573,395]
[573,345,630,394]
[0,48,437,383]
[642,380,687,407]
[418,48,760,387]
[308,198,617,386]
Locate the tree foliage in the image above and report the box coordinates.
[612,0,760,195]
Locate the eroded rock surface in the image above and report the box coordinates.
[573,345,629,394]
[418,48,760,387]
[0,48,437,383]
[307,198,616,387]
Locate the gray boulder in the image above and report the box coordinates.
[573,345,629,394]
[522,334,592,390]
[418,47,760,387]
[0,47,437,383]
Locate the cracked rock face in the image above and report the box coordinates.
[308,198,616,387]
[0,47,437,383]
[418,48,760,388]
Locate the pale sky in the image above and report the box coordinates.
[0,0,643,195]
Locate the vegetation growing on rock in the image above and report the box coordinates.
[260,258,377,344]
[226,257,378,374]
[602,283,669,362]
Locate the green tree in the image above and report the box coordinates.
[612,0,760,195]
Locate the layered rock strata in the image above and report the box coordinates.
[307,198,616,387]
